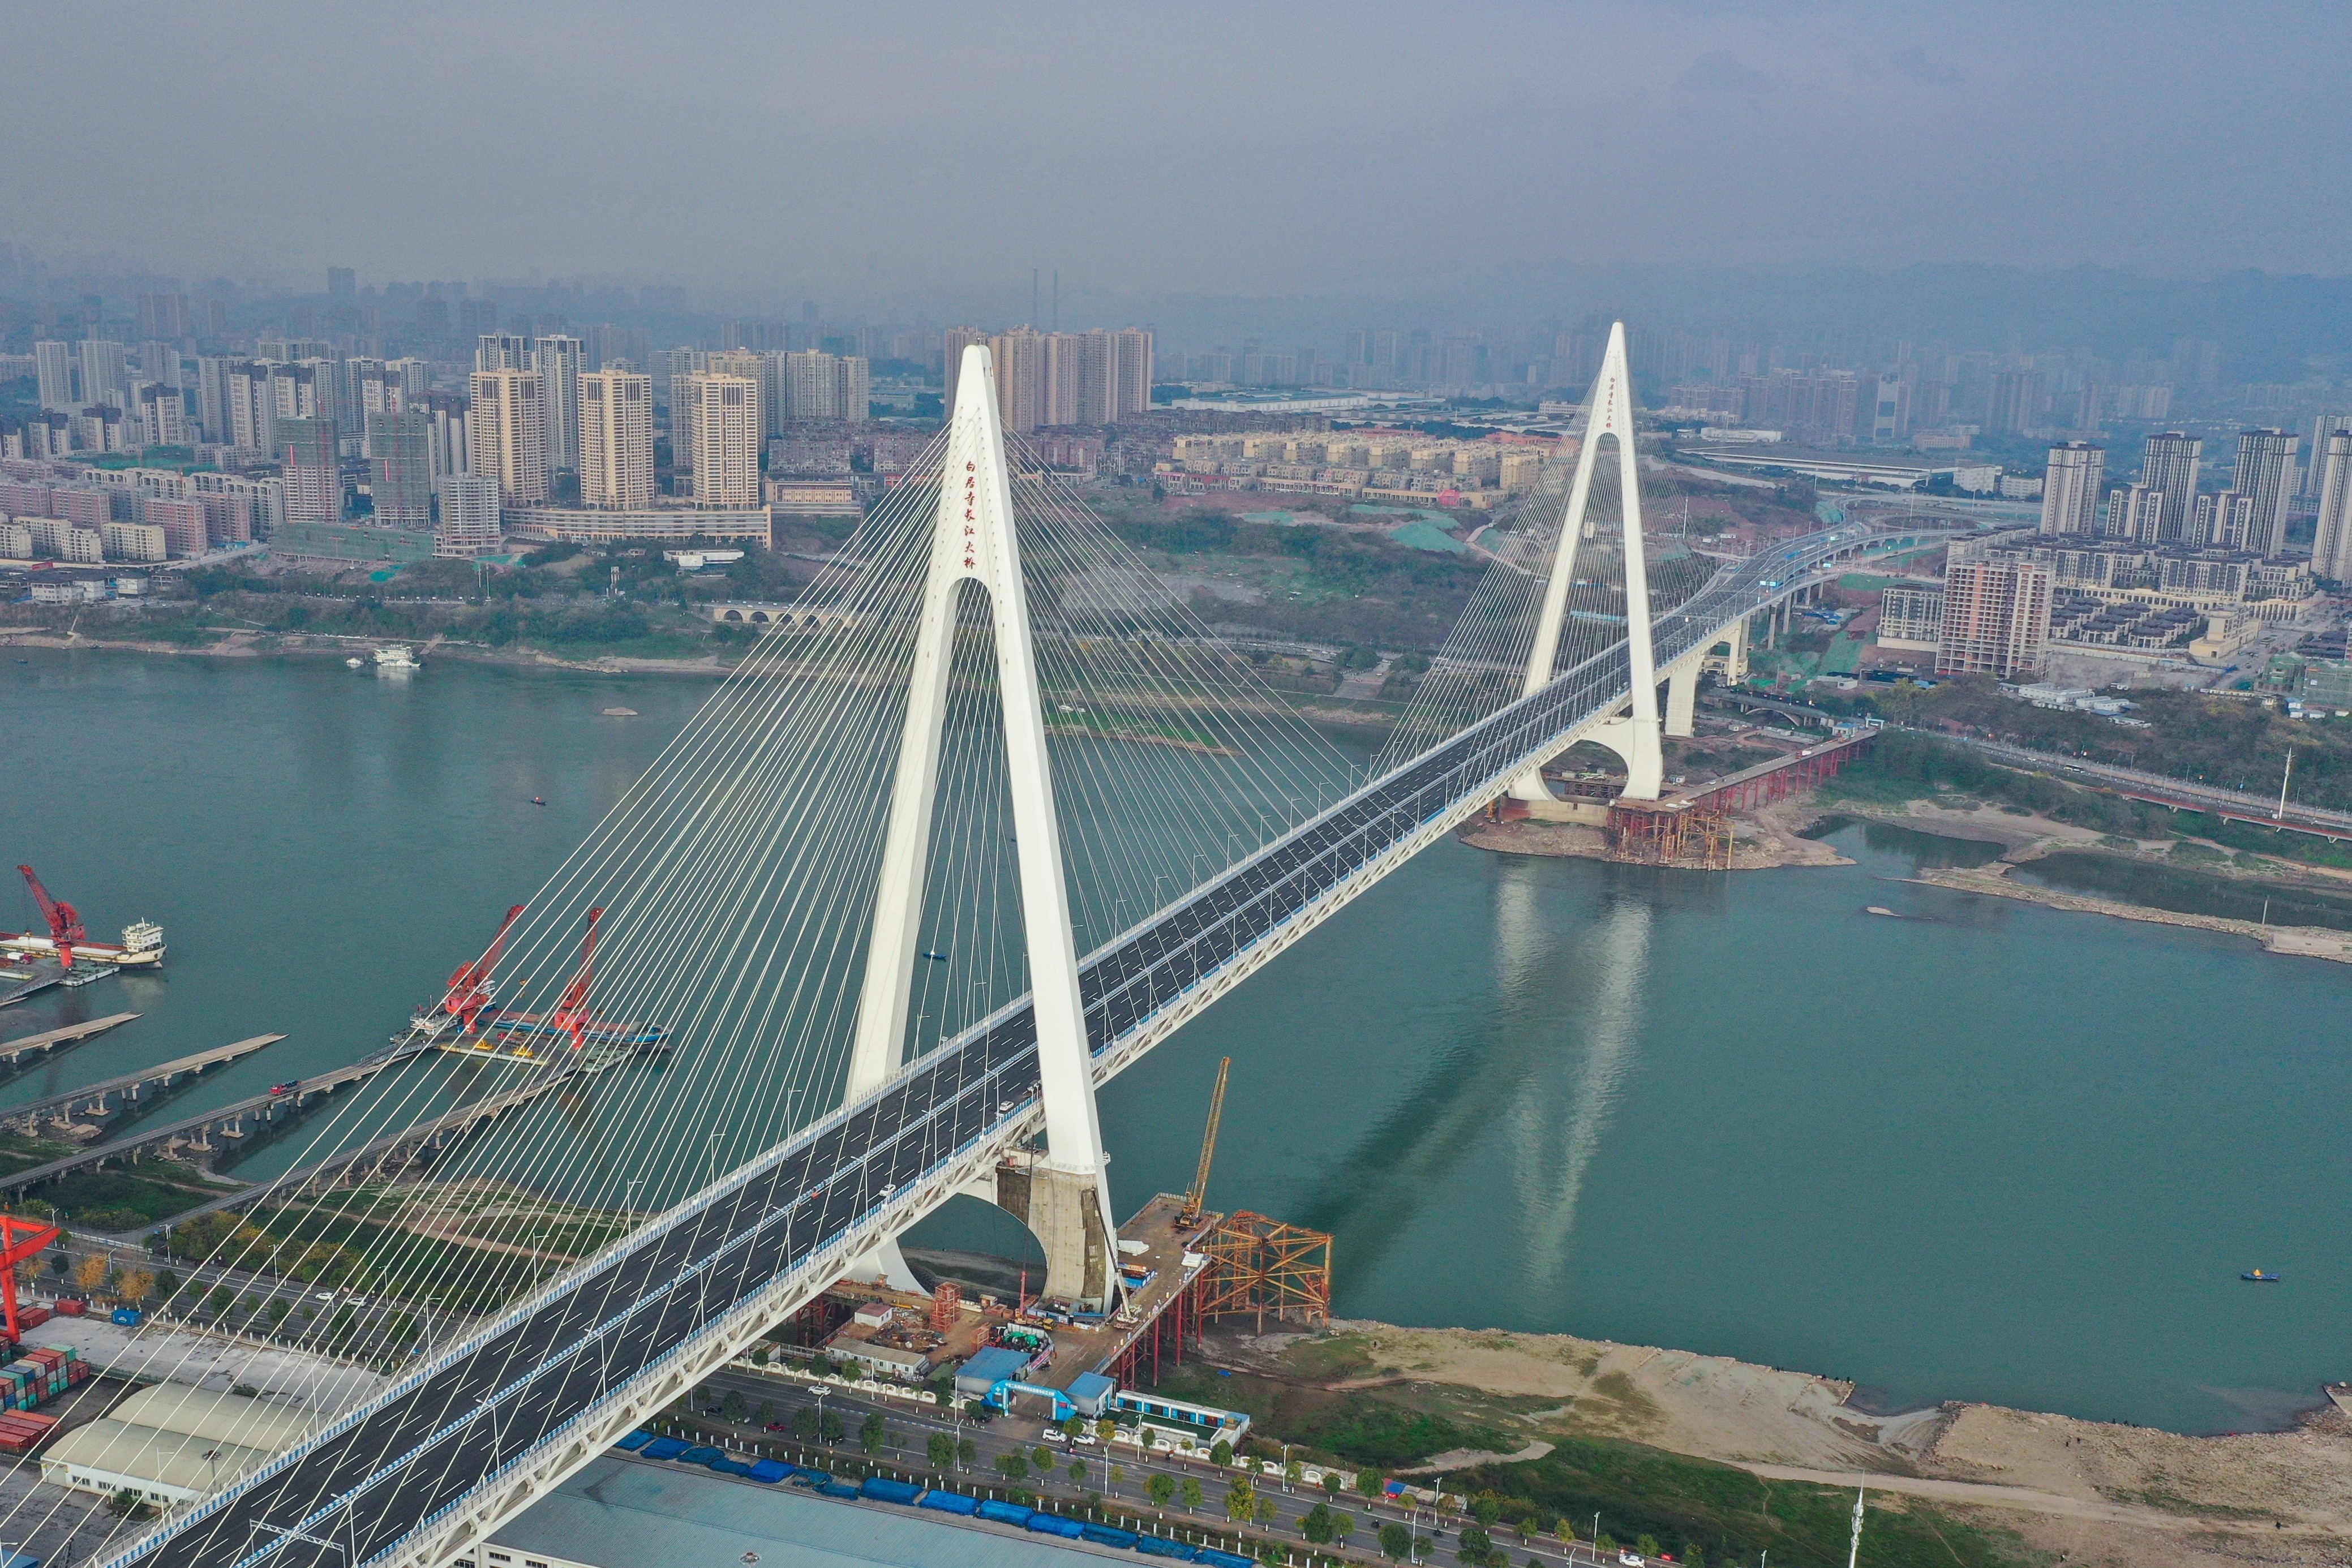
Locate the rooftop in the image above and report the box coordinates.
[490,1455,1097,1568]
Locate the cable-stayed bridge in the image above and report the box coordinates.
[76,327,1952,1568]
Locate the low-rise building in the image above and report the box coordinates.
[504,504,772,546]
[271,521,440,564]
[42,1385,315,1507]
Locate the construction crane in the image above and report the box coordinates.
[440,904,526,1031]
[1177,1055,1231,1231]
[16,865,86,972]
[551,907,605,1051]
[0,1214,60,1343]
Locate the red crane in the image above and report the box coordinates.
[15,865,86,972]
[550,908,604,1051]
[0,1214,61,1343]
[441,904,526,1031]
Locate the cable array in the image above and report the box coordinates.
[11,429,1362,1567]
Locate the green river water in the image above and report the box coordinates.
[1,646,2344,1436]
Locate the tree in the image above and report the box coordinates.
[1684,1545,1706,1567]
[1459,1527,1492,1563]
[106,1488,144,1518]
[155,1269,179,1301]
[1254,1496,1277,1528]
[1063,1415,1088,1439]
[859,1412,886,1454]
[1209,1439,1234,1468]
[927,1433,956,1471]
[1066,1458,1085,1485]
[1286,1459,1302,1488]
[1323,1472,1342,1498]
[997,1453,1029,1484]
[1473,1498,1501,1527]
[205,1286,233,1318]
[1107,1464,1124,1493]
[1180,1476,1203,1512]
[791,1407,818,1441]
[116,1268,154,1305]
[1032,1445,1053,1469]
[753,1401,771,1427]
[1379,1522,1413,1560]
[1096,1416,1118,1447]
[721,1390,749,1424]
[74,1253,109,1294]
[1302,1503,1335,1544]
[1148,1472,1175,1509]
[1332,1510,1356,1545]
[1225,1479,1256,1523]
[1636,1535,1660,1557]
[267,1298,291,1329]
[956,1437,977,1467]
[1356,1468,1385,1500]
[818,1409,845,1443]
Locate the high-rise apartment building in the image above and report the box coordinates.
[677,373,762,506]
[132,383,188,447]
[135,292,188,342]
[1937,558,2051,677]
[468,368,549,505]
[2304,414,2352,498]
[2040,443,2105,535]
[475,334,531,372]
[578,370,655,508]
[435,473,504,559]
[139,341,182,388]
[2104,483,2166,542]
[2229,428,2297,557]
[2194,489,2256,551]
[34,341,78,410]
[534,334,584,475]
[421,391,470,482]
[2136,432,2202,543]
[2310,430,2352,583]
[77,340,128,410]
[366,410,434,527]
[222,361,278,454]
[278,416,342,527]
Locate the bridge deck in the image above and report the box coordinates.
[0,1033,284,1140]
[0,1012,140,1067]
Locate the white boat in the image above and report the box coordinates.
[373,645,420,669]
[345,656,364,668]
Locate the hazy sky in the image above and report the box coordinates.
[10,1,2346,310]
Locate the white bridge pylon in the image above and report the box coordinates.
[843,344,1118,1307]
[1510,319,1686,803]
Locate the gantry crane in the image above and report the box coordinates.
[440,904,526,1031]
[15,865,86,972]
[551,908,606,1051]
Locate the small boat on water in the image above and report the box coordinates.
[373,644,420,670]
[345,656,364,668]
[2242,1269,2283,1282]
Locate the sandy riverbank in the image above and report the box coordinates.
[1911,862,2352,964]
[0,626,748,677]
[1217,1321,2352,1566]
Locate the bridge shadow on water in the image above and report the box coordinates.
[1294,856,1729,1301]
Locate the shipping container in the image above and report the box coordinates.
[50,1301,84,1317]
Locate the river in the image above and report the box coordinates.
[2,647,2344,1436]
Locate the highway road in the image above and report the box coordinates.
[99,521,1904,1568]
[1935,732,2352,837]
[694,1368,1638,1567]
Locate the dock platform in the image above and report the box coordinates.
[0,1012,139,1069]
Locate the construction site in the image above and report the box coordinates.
[772,1058,1332,1444]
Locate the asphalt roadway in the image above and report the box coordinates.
[100,523,1884,1568]
[697,1368,1641,1568]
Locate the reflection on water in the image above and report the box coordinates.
[2018,852,2352,933]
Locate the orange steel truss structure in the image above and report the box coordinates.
[1195,1211,1332,1331]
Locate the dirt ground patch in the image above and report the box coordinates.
[1206,1321,2352,1566]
